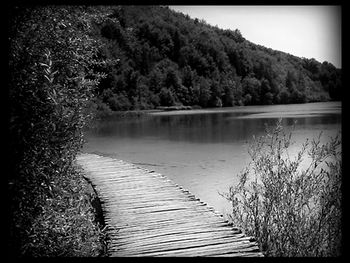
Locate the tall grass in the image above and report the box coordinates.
[224,119,341,256]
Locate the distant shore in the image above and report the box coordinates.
[93,100,341,119]
[93,105,202,119]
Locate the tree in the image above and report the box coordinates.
[232,76,243,105]
[181,65,194,88]
[286,70,297,92]
[100,18,126,44]
[262,92,274,105]
[76,5,341,111]
[209,79,223,107]
[319,62,341,100]
[159,87,176,106]
[222,80,235,107]
[176,85,191,105]
[198,77,211,107]
[302,58,320,80]
[242,76,261,105]
[260,78,273,104]
[163,67,181,89]
[243,93,252,105]
[148,67,163,94]
[172,29,183,62]
[278,89,291,104]
[107,92,132,111]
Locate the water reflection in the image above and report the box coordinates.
[88,111,341,144]
[84,102,341,217]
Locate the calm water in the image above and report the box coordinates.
[83,102,341,218]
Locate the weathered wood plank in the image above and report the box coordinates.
[104,212,230,229]
[115,236,254,255]
[76,153,263,257]
[114,232,247,249]
[113,223,239,239]
[112,224,243,241]
[115,241,260,257]
[113,231,248,248]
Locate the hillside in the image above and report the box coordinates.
[88,5,341,112]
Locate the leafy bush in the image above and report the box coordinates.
[22,166,106,256]
[8,6,109,256]
[224,119,341,256]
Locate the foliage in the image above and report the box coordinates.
[224,119,342,256]
[87,6,340,112]
[8,6,109,256]
[21,166,106,256]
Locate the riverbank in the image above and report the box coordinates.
[81,171,109,256]
[92,101,340,120]
[90,104,206,120]
[73,164,109,257]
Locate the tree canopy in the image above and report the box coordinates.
[88,5,341,112]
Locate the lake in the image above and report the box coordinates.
[82,101,341,218]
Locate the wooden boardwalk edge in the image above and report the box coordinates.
[76,153,263,257]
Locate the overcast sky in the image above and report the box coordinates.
[169,6,341,68]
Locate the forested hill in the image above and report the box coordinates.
[89,5,341,111]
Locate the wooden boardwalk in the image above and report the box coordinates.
[76,153,263,257]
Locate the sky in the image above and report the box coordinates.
[169,6,342,68]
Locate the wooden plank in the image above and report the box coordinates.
[113,221,236,237]
[105,198,208,208]
[116,241,260,257]
[97,189,197,200]
[106,209,223,224]
[115,240,254,256]
[113,221,238,237]
[104,212,230,228]
[114,231,248,248]
[102,194,199,202]
[113,223,243,241]
[93,177,171,185]
[113,228,244,243]
[76,153,263,257]
[114,232,247,250]
[115,236,255,255]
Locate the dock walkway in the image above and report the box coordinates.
[76,153,263,257]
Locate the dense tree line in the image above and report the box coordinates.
[88,5,341,112]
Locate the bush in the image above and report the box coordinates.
[21,166,106,256]
[8,6,108,256]
[224,119,341,256]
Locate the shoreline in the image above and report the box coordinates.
[81,170,109,256]
[93,100,340,119]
